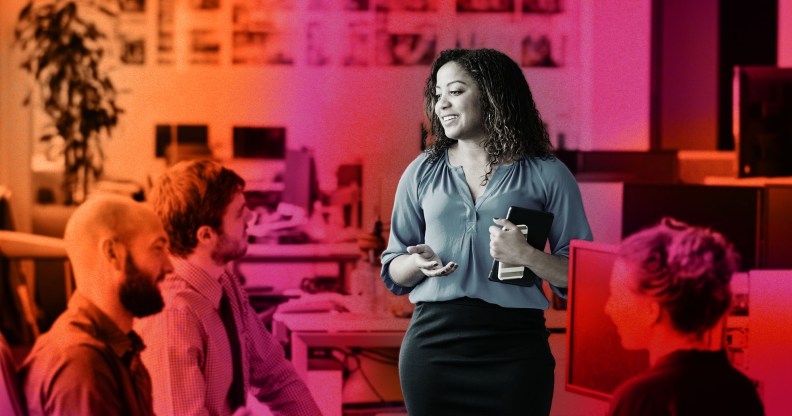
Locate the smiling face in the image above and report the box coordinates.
[604,259,658,350]
[434,61,486,143]
[118,211,173,318]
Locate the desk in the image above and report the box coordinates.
[273,311,409,416]
[234,243,361,290]
[273,311,409,379]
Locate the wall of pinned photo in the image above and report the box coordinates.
[117,0,147,65]
[119,0,573,68]
[232,0,297,65]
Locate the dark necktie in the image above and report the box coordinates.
[219,282,245,410]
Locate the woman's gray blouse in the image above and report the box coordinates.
[380,150,593,309]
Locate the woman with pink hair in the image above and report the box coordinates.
[605,217,764,416]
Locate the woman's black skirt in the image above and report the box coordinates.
[399,297,555,416]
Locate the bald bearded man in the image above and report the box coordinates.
[19,195,174,416]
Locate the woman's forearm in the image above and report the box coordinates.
[523,248,569,288]
[387,254,425,287]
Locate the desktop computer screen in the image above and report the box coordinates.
[233,126,286,159]
[622,184,763,270]
[733,66,792,177]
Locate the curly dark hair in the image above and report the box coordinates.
[423,48,553,184]
[618,217,740,337]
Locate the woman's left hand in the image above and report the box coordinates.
[489,218,533,265]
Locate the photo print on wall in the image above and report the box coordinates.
[117,0,147,65]
[523,0,562,14]
[344,20,372,66]
[306,21,331,66]
[232,0,296,65]
[375,16,436,66]
[375,0,438,12]
[520,33,565,67]
[457,0,514,13]
[190,29,221,64]
[119,36,145,64]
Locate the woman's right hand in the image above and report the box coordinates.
[407,244,458,277]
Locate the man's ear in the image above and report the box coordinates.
[100,238,124,271]
[195,225,216,246]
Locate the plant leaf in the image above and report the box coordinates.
[18,2,33,21]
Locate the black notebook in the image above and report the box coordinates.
[487,206,554,287]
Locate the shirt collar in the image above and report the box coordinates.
[68,292,144,360]
[170,256,229,310]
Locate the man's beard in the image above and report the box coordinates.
[119,253,165,318]
[210,231,248,265]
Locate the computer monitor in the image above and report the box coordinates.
[566,240,650,400]
[733,66,792,177]
[281,148,320,216]
[621,183,762,270]
[233,126,286,159]
[155,124,210,160]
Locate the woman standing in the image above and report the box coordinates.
[380,48,592,415]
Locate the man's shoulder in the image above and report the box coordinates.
[23,330,114,385]
[136,273,217,336]
[33,313,110,355]
[159,273,214,307]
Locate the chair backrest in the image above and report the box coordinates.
[0,332,26,416]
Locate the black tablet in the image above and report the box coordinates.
[487,206,554,287]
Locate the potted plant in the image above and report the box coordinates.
[14,0,122,205]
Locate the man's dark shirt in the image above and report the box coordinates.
[608,349,764,416]
[19,292,154,416]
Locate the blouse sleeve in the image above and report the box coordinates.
[380,158,426,295]
[540,159,594,298]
